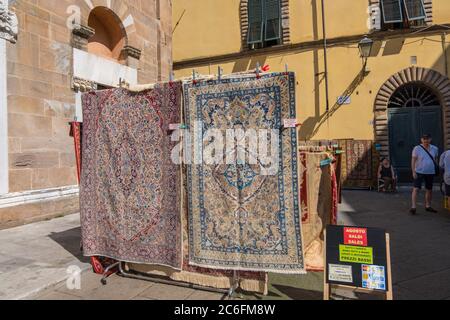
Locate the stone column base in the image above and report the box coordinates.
[0,186,80,230]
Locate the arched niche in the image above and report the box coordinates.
[87,6,127,64]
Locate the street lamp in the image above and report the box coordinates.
[358,36,374,58]
[358,36,373,71]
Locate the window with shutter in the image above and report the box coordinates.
[247,0,282,48]
[264,0,281,41]
[379,0,428,29]
[381,0,403,23]
[247,0,264,45]
[404,0,426,21]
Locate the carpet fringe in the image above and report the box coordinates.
[127,263,268,295]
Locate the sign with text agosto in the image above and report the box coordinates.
[326,225,388,291]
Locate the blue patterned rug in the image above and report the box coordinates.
[183,73,305,274]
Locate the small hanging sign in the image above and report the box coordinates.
[283,119,298,128]
[337,96,351,105]
[169,123,181,131]
[320,158,333,167]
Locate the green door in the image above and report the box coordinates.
[419,106,444,152]
[388,106,443,182]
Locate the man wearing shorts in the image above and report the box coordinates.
[440,149,450,198]
[410,134,439,215]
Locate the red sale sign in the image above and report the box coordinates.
[343,227,368,247]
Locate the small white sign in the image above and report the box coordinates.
[283,119,297,128]
[328,264,353,283]
[337,96,351,105]
[169,123,181,130]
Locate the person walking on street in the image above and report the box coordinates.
[440,149,450,198]
[410,134,439,215]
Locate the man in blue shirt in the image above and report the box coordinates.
[410,134,439,215]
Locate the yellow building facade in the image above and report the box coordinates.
[172,0,450,177]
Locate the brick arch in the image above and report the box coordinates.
[374,66,450,157]
[239,0,290,50]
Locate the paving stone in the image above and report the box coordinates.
[36,291,81,300]
[55,271,105,297]
[26,282,65,300]
[139,283,196,300]
[0,256,35,274]
[394,268,450,300]
[393,285,422,300]
[81,275,153,300]
[186,290,226,301]
[392,252,450,284]
[131,296,157,300]
[0,214,90,300]
[1,263,77,300]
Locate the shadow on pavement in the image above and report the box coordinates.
[48,227,90,264]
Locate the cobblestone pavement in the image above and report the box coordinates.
[1,187,449,300]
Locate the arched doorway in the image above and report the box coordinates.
[374,67,450,182]
[87,6,127,64]
[387,82,443,181]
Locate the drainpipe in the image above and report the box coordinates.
[0,38,7,195]
[442,33,449,78]
[321,0,330,113]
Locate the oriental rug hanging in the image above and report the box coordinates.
[80,83,182,268]
[127,175,268,294]
[183,73,305,274]
[299,151,336,271]
[338,140,379,189]
[70,121,118,275]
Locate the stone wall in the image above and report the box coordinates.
[2,0,172,227]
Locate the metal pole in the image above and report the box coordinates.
[321,0,330,113]
[442,33,449,77]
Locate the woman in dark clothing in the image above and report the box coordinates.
[378,158,397,192]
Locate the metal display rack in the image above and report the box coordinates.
[100,263,240,299]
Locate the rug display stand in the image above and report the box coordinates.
[100,262,121,285]
[117,262,237,299]
[75,73,280,299]
[99,75,238,297]
[228,271,239,297]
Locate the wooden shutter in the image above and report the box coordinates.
[403,0,427,21]
[381,0,404,23]
[247,0,264,45]
[264,0,281,41]
[423,0,432,24]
